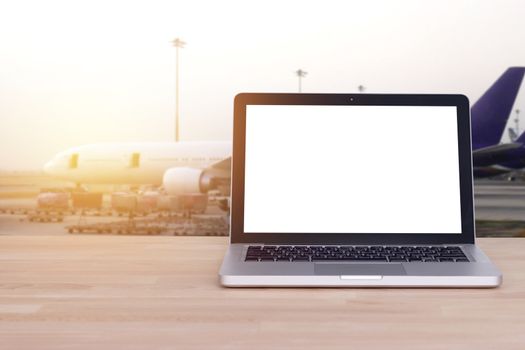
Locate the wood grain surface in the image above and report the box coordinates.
[0,236,524,349]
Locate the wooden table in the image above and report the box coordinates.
[0,236,524,349]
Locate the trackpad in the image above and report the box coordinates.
[314,263,406,276]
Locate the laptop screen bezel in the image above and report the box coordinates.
[231,93,475,245]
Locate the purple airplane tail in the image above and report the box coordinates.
[471,67,525,150]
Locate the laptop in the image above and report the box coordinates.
[219,93,502,287]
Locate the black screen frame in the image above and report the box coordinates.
[231,93,475,245]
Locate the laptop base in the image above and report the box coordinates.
[219,244,502,288]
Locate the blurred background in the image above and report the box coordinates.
[1,0,525,237]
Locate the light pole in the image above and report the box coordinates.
[171,37,186,142]
[295,69,307,93]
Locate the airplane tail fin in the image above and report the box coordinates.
[471,67,525,149]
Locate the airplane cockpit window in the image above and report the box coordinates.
[68,153,78,169]
[130,152,140,168]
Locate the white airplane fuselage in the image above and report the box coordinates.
[43,141,232,185]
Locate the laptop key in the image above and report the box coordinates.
[438,258,454,262]
[311,256,329,261]
[276,257,291,261]
[292,256,310,261]
[325,256,345,260]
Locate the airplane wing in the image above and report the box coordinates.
[472,143,523,167]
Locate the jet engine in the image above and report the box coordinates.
[162,167,213,195]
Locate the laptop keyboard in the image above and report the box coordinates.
[245,245,469,262]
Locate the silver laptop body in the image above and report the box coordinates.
[219,93,502,287]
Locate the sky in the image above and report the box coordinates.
[1,0,525,170]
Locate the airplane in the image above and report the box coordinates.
[471,67,525,177]
[44,141,232,196]
[43,67,525,193]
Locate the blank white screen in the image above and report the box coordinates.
[243,105,462,234]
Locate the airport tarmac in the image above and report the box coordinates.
[0,213,118,236]
[0,187,230,237]
[1,178,525,237]
[0,206,229,236]
[474,180,525,221]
